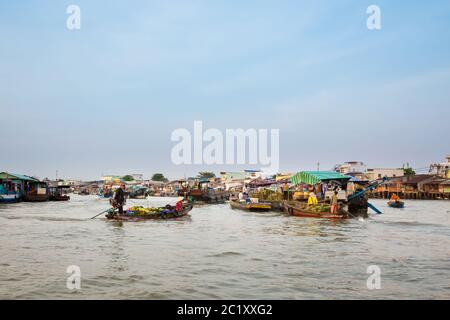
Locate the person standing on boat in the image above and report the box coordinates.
[283,182,290,200]
[330,191,339,214]
[114,184,126,215]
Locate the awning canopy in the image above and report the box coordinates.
[291,171,351,186]
[0,172,41,182]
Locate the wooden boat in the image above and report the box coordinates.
[23,192,49,202]
[230,200,272,212]
[23,182,50,202]
[283,201,349,219]
[49,186,70,201]
[128,186,149,199]
[49,194,70,201]
[388,200,405,208]
[105,204,193,221]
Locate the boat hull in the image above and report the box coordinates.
[230,200,272,212]
[388,201,405,208]
[283,202,348,219]
[49,195,70,201]
[0,194,21,203]
[23,194,49,202]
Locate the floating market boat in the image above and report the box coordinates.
[49,185,71,201]
[283,201,349,219]
[230,200,272,212]
[105,204,193,221]
[178,178,229,204]
[388,200,405,208]
[128,186,149,199]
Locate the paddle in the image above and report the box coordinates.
[368,202,383,215]
[90,208,114,220]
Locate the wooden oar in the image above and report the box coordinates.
[90,208,114,220]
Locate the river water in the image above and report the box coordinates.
[1,195,449,300]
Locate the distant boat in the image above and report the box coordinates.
[230,200,272,212]
[388,200,405,208]
[49,185,71,201]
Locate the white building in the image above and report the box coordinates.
[366,168,404,181]
[336,161,367,175]
[429,155,450,178]
[335,161,368,180]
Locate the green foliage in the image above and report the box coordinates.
[197,171,216,179]
[403,168,416,176]
[151,173,168,182]
[122,175,134,182]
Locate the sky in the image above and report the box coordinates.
[0,0,449,180]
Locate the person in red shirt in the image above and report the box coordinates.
[175,197,184,213]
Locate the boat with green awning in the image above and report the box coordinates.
[290,171,351,186]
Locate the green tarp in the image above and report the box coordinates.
[291,171,351,186]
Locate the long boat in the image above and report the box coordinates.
[105,204,193,221]
[230,200,272,212]
[283,201,349,219]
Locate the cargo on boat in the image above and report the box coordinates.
[105,204,193,221]
[230,200,272,212]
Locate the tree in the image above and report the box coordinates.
[151,173,168,182]
[197,171,216,179]
[122,175,134,182]
[403,168,416,176]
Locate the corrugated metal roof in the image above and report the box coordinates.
[291,171,351,186]
[0,172,40,182]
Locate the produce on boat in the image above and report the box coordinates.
[283,201,348,219]
[105,204,193,221]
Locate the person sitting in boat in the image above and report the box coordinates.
[390,193,400,202]
[175,197,184,213]
[308,192,318,205]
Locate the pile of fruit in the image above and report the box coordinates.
[251,190,283,201]
[126,206,163,216]
[305,204,332,213]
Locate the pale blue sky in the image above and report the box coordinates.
[1,1,449,180]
